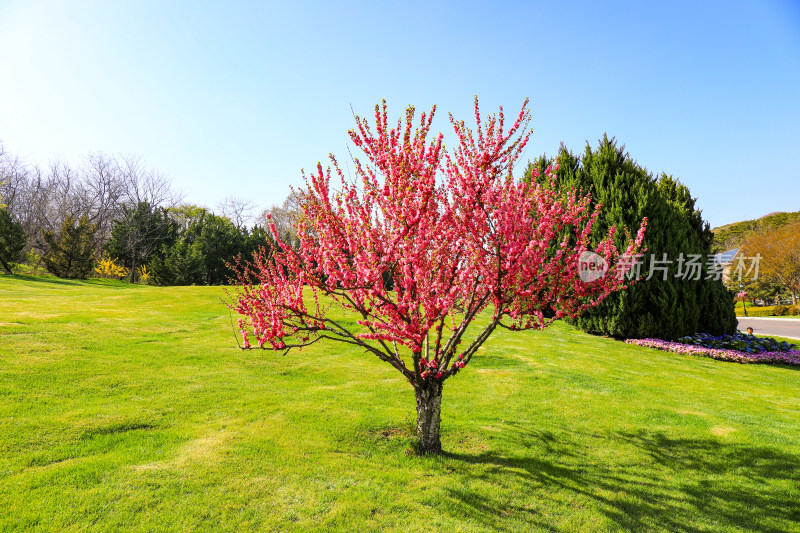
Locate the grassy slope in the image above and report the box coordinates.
[1,275,798,532]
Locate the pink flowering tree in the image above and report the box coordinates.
[229,98,646,453]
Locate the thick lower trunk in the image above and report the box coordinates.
[414,381,443,454]
[129,256,137,283]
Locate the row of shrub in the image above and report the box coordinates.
[736,305,800,317]
[774,305,800,316]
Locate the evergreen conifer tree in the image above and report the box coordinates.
[0,207,26,273]
[106,203,180,282]
[525,135,736,339]
[42,215,97,279]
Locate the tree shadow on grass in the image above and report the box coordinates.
[1,273,80,286]
[443,427,800,532]
[2,274,133,289]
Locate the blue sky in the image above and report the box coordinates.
[0,0,798,228]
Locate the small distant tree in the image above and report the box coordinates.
[729,272,787,306]
[188,212,244,285]
[41,215,97,279]
[229,99,646,453]
[0,207,26,273]
[168,204,207,232]
[216,196,256,230]
[106,202,179,282]
[256,192,303,248]
[744,222,800,306]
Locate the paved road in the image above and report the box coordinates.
[737,317,800,340]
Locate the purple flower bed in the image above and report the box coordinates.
[625,338,800,366]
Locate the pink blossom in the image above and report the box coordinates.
[228,97,646,385]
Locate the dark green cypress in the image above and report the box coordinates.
[525,135,736,339]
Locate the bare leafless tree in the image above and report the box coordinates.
[256,190,304,244]
[117,155,183,209]
[216,195,255,229]
[0,148,29,213]
[81,153,125,243]
[1,148,183,260]
[0,143,6,208]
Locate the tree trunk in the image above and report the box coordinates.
[129,255,137,284]
[0,256,12,273]
[414,381,443,454]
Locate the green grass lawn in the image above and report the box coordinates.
[1,274,799,532]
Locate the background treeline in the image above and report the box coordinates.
[708,205,799,308]
[6,138,792,337]
[729,219,800,308]
[0,143,298,285]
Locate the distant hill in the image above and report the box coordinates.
[712,211,800,252]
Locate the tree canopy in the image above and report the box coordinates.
[742,222,800,306]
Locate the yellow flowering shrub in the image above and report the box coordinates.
[94,256,128,279]
[137,265,151,284]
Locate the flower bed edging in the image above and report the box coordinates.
[625,338,800,366]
